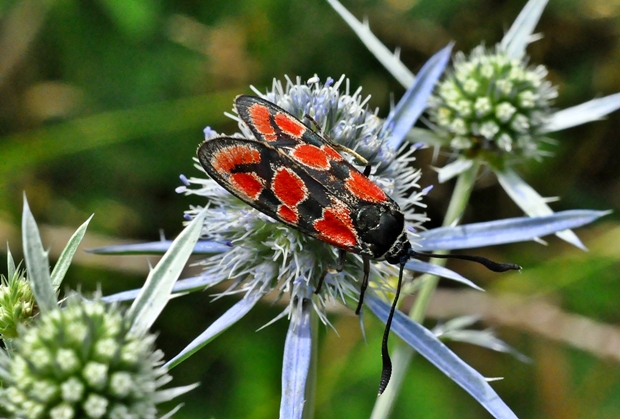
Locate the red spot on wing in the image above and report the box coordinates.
[314,203,358,248]
[291,144,330,170]
[211,145,261,174]
[248,103,278,142]
[277,205,298,224]
[230,172,264,199]
[345,170,387,203]
[322,145,343,161]
[273,168,307,207]
[272,168,307,225]
[275,113,306,137]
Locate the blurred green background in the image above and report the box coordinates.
[1,0,620,417]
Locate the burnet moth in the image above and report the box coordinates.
[197,95,520,395]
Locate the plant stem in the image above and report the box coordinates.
[303,306,319,419]
[370,161,480,419]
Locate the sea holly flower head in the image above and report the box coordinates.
[0,195,202,419]
[428,45,557,166]
[182,75,428,324]
[0,297,173,419]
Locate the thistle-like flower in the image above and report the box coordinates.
[0,196,202,419]
[181,75,428,327]
[0,298,171,419]
[329,0,620,249]
[428,45,557,164]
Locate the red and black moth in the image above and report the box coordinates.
[197,95,520,395]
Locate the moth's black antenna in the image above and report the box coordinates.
[409,250,521,272]
[378,255,407,395]
[376,251,520,395]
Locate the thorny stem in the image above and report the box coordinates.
[370,161,480,419]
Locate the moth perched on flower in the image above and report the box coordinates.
[97,55,605,418]
[191,78,437,397]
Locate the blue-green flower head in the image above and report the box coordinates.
[428,45,557,167]
[0,298,173,419]
[181,76,427,322]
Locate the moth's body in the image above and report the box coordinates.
[198,95,411,268]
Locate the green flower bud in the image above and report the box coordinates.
[428,45,558,164]
[0,299,174,419]
[0,268,36,340]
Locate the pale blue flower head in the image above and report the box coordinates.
[182,75,429,326]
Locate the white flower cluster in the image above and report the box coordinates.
[429,45,558,163]
[0,300,169,419]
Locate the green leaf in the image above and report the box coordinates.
[6,242,15,280]
[128,208,207,334]
[50,215,94,290]
[21,194,56,313]
[327,0,414,88]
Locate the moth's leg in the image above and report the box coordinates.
[315,249,347,294]
[355,256,371,315]
[363,164,372,177]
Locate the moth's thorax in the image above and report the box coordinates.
[354,202,407,260]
